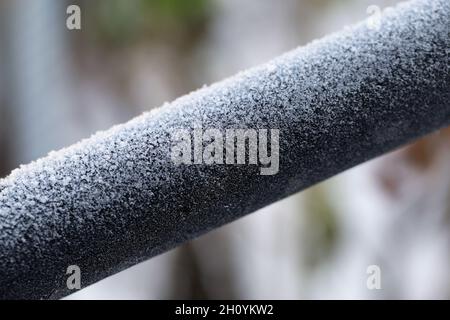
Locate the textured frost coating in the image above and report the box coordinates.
[0,0,449,299]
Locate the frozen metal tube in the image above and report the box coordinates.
[0,0,449,299]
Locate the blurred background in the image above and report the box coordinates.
[0,0,449,299]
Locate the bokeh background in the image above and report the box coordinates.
[0,0,449,299]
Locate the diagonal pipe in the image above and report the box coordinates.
[0,0,449,299]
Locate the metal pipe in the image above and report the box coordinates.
[0,0,449,299]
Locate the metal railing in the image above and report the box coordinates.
[0,0,449,299]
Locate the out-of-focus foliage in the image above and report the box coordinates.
[82,0,212,46]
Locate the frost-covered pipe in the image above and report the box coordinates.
[1,0,449,299]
